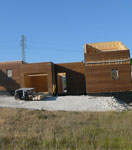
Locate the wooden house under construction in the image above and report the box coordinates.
[0,41,131,95]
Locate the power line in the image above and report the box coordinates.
[0,41,19,43]
[28,45,83,52]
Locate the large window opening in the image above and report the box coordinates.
[112,69,119,80]
[24,73,48,92]
[57,72,67,94]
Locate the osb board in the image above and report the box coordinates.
[84,41,129,53]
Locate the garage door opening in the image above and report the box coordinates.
[24,73,48,92]
[57,72,67,94]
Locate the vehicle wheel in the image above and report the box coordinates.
[15,95,19,100]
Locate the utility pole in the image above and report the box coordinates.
[20,35,26,62]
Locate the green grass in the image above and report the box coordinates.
[0,108,132,149]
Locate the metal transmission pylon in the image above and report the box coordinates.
[20,35,26,62]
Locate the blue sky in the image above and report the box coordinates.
[0,0,132,63]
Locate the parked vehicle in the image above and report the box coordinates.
[14,88,35,100]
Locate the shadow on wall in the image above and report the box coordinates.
[55,65,86,95]
[89,92,132,105]
[0,69,20,95]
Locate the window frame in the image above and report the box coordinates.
[6,69,13,78]
[112,69,119,80]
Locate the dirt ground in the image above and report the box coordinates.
[0,95,130,111]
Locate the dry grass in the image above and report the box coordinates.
[0,108,132,149]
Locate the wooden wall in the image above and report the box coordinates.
[55,62,86,94]
[0,48,131,95]
[0,61,21,91]
[57,75,63,93]
[85,63,132,93]
[20,62,53,94]
[84,50,130,62]
[84,44,132,93]
[24,74,48,92]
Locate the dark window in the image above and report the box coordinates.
[6,69,12,78]
[112,69,119,80]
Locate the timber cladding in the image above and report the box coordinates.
[84,41,132,93]
[85,63,132,93]
[20,62,53,94]
[84,50,130,62]
[55,62,86,94]
[0,61,21,91]
[0,41,131,95]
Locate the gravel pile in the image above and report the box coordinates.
[0,95,129,112]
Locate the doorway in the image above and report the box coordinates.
[24,73,48,92]
[57,72,67,94]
